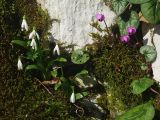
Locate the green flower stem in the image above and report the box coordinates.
[60,67,64,77]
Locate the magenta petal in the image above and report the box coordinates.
[96,13,105,22]
[120,35,130,42]
[127,27,136,35]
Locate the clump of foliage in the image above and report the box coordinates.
[89,22,145,119]
[0,0,74,119]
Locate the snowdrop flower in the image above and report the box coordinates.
[21,15,28,31]
[29,27,40,40]
[30,38,37,51]
[70,87,75,103]
[17,57,23,70]
[53,44,60,56]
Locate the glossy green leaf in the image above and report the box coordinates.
[140,63,148,71]
[71,49,90,64]
[118,11,139,35]
[75,70,97,89]
[141,0,160,24]
[51,69,58,78]
[11,40,27,48]
[112,0,128,15]
[127,0,150,4]
[140,45,157,62]
[54,81,62,90]
[116,102,155,120]
[131,77,154,94]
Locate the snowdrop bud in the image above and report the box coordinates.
[53,44,60,56]
[29,27,40,40]
[21,15,28,31]
[70,87,75,103]
[17,57,23,70]
[70,92,75,103]
[30,38,37,51]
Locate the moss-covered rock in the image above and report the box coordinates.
[89,25,146,119]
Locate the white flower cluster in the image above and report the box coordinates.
[17,15,60,70]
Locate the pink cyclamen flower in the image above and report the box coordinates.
[120,35,130,42]
[96,13,105,22]
[127,27,136,35]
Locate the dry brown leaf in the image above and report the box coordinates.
[42,78,60,85]
[139,12,149,23]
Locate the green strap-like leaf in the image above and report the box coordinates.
[127,0,151,4]
[75,92,88,100]
[112,0,128,15]
[25,64,40,71]
[141,0,160,24]
[11,40,27,48]
[131,77,154,94]
[116,102,155,120]
[76,69,89,77]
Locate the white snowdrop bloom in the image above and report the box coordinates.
[21,16,28,31]
[29,28,40,40]
[70,92,75,103]
[17,57,23,70]
[53,44,60,56]
[30,38,37,51]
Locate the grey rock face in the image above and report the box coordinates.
[142,23,160,83]
[37,0,116,48]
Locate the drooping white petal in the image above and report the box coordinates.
[70,92,75,103]
[21,18,28,31]
[17,58,23,70]
[29,30,34,39]
[36,32,40,40]
[30,38,37,51]
[29,29,40,40]
[53,44,60,56]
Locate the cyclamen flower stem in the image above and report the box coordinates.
[133,34,139,45]
[103,20,110,35]
[150,87,160,96]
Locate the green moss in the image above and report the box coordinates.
[89,26,146,118]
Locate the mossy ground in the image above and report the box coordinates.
[0,0,74,119]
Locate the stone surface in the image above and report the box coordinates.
[142,23,160,83]
[37,0,116,48]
